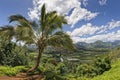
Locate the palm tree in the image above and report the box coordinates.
[0,4,74,72]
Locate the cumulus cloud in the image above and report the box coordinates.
[108,20,120,29]
[72,31,120,43]
[67,20,120,43]
[97,20,120,34]
[70,23,99,36]
[99,0,107,6]
[66,8,98,28]
[28,0,98,28]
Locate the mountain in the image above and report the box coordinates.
[75,40,120,49]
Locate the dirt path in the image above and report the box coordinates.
[0,73,43,80]
[0,76,42,80]
[0,76,22,80]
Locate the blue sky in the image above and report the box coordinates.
[0,0,32,26]
[0,0,120,43]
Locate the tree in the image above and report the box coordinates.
[0,36,28,66]
[0,4,74,72]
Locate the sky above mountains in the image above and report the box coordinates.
[0,0,120,43]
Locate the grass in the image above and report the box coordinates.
[91,59,120,80]
[0,66,28,76]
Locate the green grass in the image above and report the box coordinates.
[0,66,28,76]
[91,59,120,80]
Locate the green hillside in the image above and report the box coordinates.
[70,58,120,80]
[68,46,120,80]
[92,59,120,80]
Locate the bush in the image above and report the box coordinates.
[76,57,111,78]
[11,46,29,66]
[64,61,78,74]
[39,58,66,80]
[93,57,111,75]
[55,62,65,75]
[0,40,29,66]
[40,63,66,80]
[77,64,96,77]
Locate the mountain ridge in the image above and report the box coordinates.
[75,40,120,49]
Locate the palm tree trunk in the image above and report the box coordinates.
[28,46,44,72]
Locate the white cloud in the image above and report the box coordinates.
[28,0,98,28]
[97,20,120,34]
[108,20,120,29]
[70,23,99,36]
[99,0,107,6]
[66,8,98,28]
[72,31,120,43]
[68,20,120,43]
[28,8,39,20]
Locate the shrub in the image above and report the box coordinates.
[39,58,66,80]
[76,57,111,78]
[11,46,29,66]
[55,62,65,75]
[77,64,96,77]
[93,57,111,75]
[0,40,29,66]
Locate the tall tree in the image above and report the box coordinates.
[0,4,74,72]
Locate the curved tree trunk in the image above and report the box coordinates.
[28,46,44,72]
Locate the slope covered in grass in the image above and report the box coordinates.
[91,59,120,80]
[71,58,120,80]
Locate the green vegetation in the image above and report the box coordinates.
[70,58,120,80]
[92,59,120,80]
[0,4,74,72]
[0,37,29,66]
[0,66,28,76]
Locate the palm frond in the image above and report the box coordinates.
[0,25,15,40]
[14,25,36,44]
[41,4,46,31]
[41,11,67,35]
[47,31,74,50]
[9,14,33,30]
[9,14,28,23]
[9,14,38,43]
[30,21,41,33]
[39,4,67,35]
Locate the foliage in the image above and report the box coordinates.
[91,58,120,80]
[77,64,96,77]
[39,57,66,80]
[0,66,28,76]
[109,47,120,61]
[35,53,111,79]
[63,61,78,74]
[93,57,111,75]
[0,39,13,65]
[66,58,120,80]
[76,57,111,78]
[0,38,29,66]
[11,45,29,66]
